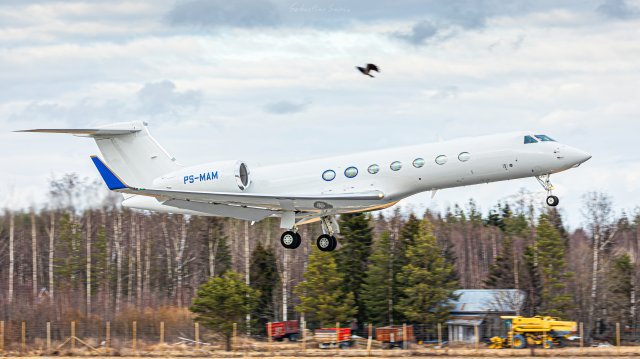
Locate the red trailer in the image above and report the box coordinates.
[267,320,299,341]
[315,328,352,349]
[376,325,414,349]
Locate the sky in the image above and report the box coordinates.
[1,0,639,229]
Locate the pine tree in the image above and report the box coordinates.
[335,212,373,325]
[485,236,516,289]
[397,219,459,325]
[526,215,573,317]
[190,271,260,351]
[249,243,279,335]
[295,248,356,328]
[607,253,634,327]
[361,232,394,326]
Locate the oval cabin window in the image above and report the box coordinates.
[458,152,471,162]
[344,166,358,178]
[413,158,425,168]
[435,155,447,165]
[368,164,380,174]
[322,170,336,181]
[390,161,402,171]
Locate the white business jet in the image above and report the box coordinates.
[19,121,591,251]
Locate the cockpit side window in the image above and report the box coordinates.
[534,134,555,142]
[524,135,538,144]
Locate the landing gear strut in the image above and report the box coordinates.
[317,216,339,252]
[536,174,559,207]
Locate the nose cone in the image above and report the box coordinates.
[564,147,592,167]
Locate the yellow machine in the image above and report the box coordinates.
[489,316,577,349]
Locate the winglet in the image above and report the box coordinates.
[90,155,129,190]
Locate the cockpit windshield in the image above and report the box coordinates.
[524,135,538,144]
[534,134,555,142]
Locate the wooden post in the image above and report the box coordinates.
[437,323,442,349]
[106,321,111,351]
[616,322,620,352]
[160,321,165,345]
[579,322,584,352]
[46,322,51,352]
[71,321,76,351]
[195,322,200,350]
[403,323,408,350]
[267,322,272,354]
[302,319,306,352]
[0,320,4,352]
[367,323,373,356]
[233,322,237,353]
[474,324,479,351]
[21,321,26,352]
[336,322,340,354]
[132,321,137,350]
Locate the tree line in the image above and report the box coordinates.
[1,174,638,342]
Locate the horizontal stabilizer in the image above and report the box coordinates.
[15,128,140,136]
[90,156,129,190]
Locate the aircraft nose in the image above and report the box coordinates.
[563,147,592,167]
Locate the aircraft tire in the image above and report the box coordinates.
[329,236,338,251]
[281,231,301,249]
[317,234,334,251]
[546,195,559,207]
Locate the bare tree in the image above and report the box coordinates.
[31,211,38,298]
[8,212,14,304]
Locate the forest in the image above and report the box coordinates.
[0,173,637,342]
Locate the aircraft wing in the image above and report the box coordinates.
[91,155,385,214]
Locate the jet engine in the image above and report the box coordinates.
[152,160,251,192]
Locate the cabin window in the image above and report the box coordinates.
[344,166,358,178]
[458,152,471,162]
[390,161,402,171]
[368,164,380,174]
[435,155,447,165]
[534,134,555,142]
[413,158,425,168]
[322,170,336,181]
[524,135,538,144]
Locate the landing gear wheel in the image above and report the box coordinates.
[546,195,559,207]
[317,234,337,251]
[281,231,301,249]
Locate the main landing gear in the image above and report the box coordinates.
[536,174,559,207]
[279,215,340,251]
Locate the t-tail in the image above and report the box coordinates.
[16,121,182,189]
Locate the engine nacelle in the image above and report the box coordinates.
[153,160,251,192]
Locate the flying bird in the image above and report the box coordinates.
[356,63,380,77]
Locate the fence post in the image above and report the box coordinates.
[437,323,442,349]
[0,320,4,352]
[579,322,584,353]
[403,323,408,350]
[106,321,111,352]
[21,321,26,352]
[46,322,51,352]
[336,321,340,354]
[267,322,272,354]
[367,323,372,356]
[195,322,200,350]
[302,319,306,352]
[160,321,165,345]
[233,322,237,353]
[71,321,76,351]
[616,322,620,352]
[474,324,479,351]
[132,321,137,350]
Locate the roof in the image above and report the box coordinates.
[446,318,484,326]
[450,289,525,313]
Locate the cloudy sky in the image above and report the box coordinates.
[1,0,639,228]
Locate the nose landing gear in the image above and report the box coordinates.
[536,174,559,207]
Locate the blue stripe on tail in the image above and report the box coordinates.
[90,156,127,190]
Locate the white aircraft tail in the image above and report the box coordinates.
[17,121,182,187]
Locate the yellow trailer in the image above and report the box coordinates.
[489,316,577,349]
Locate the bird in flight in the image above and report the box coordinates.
[356,63,380,77]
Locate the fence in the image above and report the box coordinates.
[0,318,637,355]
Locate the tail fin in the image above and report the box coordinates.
[18,121,182,187]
